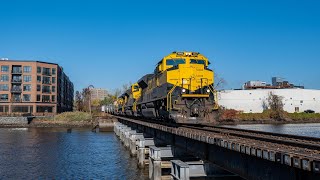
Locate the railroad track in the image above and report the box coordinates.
[181,124,320,151]
[115,115,320,173]
[114,115,320,149]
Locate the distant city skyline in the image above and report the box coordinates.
[1,0,320,91]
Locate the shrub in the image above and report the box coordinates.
[54,111,92,122]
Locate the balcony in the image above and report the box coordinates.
[42,91,51,94]
[42,72,52,76]
[11,79,22,84]
[42,81,52,85]
[12,98,22,102]
[12,70,22,74]
[11,88,22,93]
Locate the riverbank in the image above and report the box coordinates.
[0,112,117,129]
[217,109,320,125]
[1,111,320,128]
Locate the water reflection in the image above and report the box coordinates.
[223,123,320,138]
[0,128,147,179]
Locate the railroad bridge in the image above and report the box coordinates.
[114,116,320,180]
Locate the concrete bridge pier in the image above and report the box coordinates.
[119,126,131,143]
[124,130,137,148]
[129,133,144,156]
[114,123,126,136]
[171,160,237,180]
[149,146,174,180]
[137,137,155,168]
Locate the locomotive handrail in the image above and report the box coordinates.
[208,84,219,110]
[167,84,177,111]
[133,101,137,112]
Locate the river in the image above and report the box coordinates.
[0,123,318,179]
[223,123,320,138]
[0,128,147,179]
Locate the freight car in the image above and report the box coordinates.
[116,51,218,124]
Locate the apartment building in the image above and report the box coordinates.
[0,60,74,115]
[90,88,109,101]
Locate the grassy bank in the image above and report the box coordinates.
[54,111,92,122]
[217,109,320,124]
[31,111,93,128]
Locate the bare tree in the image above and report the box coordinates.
[81,85,94,114]
[214,73,226,89]
[121,81,132,93]
[75,91,83,111]
[267,92,285,120]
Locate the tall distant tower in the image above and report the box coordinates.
[272,77,284,86]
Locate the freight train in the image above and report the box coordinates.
[113,51,218,124]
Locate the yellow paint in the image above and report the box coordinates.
[131,83,141,111]
[156,51,214,92]
[181,94,210,98]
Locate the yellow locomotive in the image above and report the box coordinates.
[117,51,218,124]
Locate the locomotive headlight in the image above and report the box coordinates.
[206,89,211,93]
[182,89,186,93]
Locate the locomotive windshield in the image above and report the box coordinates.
[190,59,206,65]
[166,59,186,66]
[133,85,139,92]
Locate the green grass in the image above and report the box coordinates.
[54,111,92,122]
[287,113,320,121]
[219,109,320,121]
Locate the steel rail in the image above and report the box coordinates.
[181,124,320,151]
[113,115,320,151]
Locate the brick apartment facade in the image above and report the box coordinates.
[90,88,109,101]
[0,60,74,115]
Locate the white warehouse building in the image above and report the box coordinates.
[218,89,320,113]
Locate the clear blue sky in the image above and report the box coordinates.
[1,0,320,92]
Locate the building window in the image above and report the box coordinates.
[23,94,31,102]
[12,106,32,113]
[42,86,51,93]
[37,106,53,113]
[23,66,32,73]
[37,94,41,101]
[0,84,9,91]
[12,75,22,82]
[12,66,22,73]
[0,75,9,82]
[37,66,41,73]
[12,85,21,92]
[37,76,41,83]
[37,85,41,92]
[23,84,31,91]
[43,76,51,84]
[52,86,56,92]
[12,94,21,102]
[0,105,9,112]
[52,95,55,102]
[42,95,50,102]
[24,75,32,82]
[0,94,8,101]
[42,68,51,76]
[52,68,56,75]
[52,77,56,84]
[1,65,9,72]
